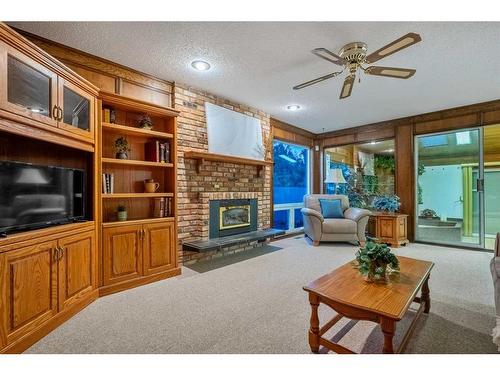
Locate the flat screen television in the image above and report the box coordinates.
[0,161,85,235]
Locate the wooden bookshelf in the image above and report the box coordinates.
[99,93,177,223]
[98,92,180,293]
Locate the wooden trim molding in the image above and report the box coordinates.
[271,117,315,147]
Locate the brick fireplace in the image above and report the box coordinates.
[174,84,272,264]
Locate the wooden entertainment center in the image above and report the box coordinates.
[0,23,180,353]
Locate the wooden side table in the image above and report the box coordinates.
[368,212,409,248]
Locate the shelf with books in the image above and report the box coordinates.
[98,93,179,288]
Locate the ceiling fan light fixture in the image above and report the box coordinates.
[293,32,422,100]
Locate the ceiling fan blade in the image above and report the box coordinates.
[364,66,416,79]
[312,48,346,66]
[365,32,422,64]
[339,74,355,99]
[293,70,344,90]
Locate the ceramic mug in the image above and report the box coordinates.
[144,179,160,193]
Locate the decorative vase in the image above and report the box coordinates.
[117,210,127,221]
[365,264,388,283]
[144,179,160,193]
[116,152,128,160]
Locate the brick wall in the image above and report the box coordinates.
[174,83,272,245]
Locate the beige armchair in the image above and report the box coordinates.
[301,194,371,246]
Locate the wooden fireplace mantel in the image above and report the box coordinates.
[184,150,273,176]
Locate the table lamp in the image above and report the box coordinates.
[324,168,346,194]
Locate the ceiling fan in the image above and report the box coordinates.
[293,32,422,99]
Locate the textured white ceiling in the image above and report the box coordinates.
[9,22,500,133]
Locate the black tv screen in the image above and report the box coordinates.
[0,161,85,234]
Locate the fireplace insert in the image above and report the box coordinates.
[209,199,257,238]
[219,205,251,230]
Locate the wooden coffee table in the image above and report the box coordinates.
[303,256,433,354]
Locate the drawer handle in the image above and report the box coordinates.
[58,246,65,260]
[57,106,64,121]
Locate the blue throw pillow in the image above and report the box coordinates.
[318,199,344,219]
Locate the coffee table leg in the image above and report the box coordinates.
[381,318,396,354]
[422,275,431,314]
[308,294,320,353]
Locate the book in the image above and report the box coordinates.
[160,143,165,163]
[145,140,160,162]
[110,108,116,124]
[152,198,163,218]
[102,173,107,194]
[102,173,114,194]
[165,141,170,163]
[102,108,111,123]
[166,197,172,216]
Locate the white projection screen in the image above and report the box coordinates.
[205,103,263,160]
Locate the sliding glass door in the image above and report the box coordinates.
[415,129,483,247]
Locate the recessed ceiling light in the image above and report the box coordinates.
[191,60,211,71]
[286,105,301,111]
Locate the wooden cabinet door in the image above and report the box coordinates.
[58,230,96,311]
[102,225,143,285]
[0,240,58,347]
[143,222,176,276]
[0,40,58,128]
[57,77,95,140]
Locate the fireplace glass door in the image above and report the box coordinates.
[220,205,251,230]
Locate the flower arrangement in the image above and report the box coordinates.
[138,114,153,130]
[372,194,400,213]
[114,136,131,159]
[355,241,399,282]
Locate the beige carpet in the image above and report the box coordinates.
[26,237,497,353]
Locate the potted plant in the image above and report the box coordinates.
[372,194,401,213]
[117,205,127,221]
[419,208,438,219]
[355,241,399,282]
[138,114,153,130]
[114,136,130,159]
